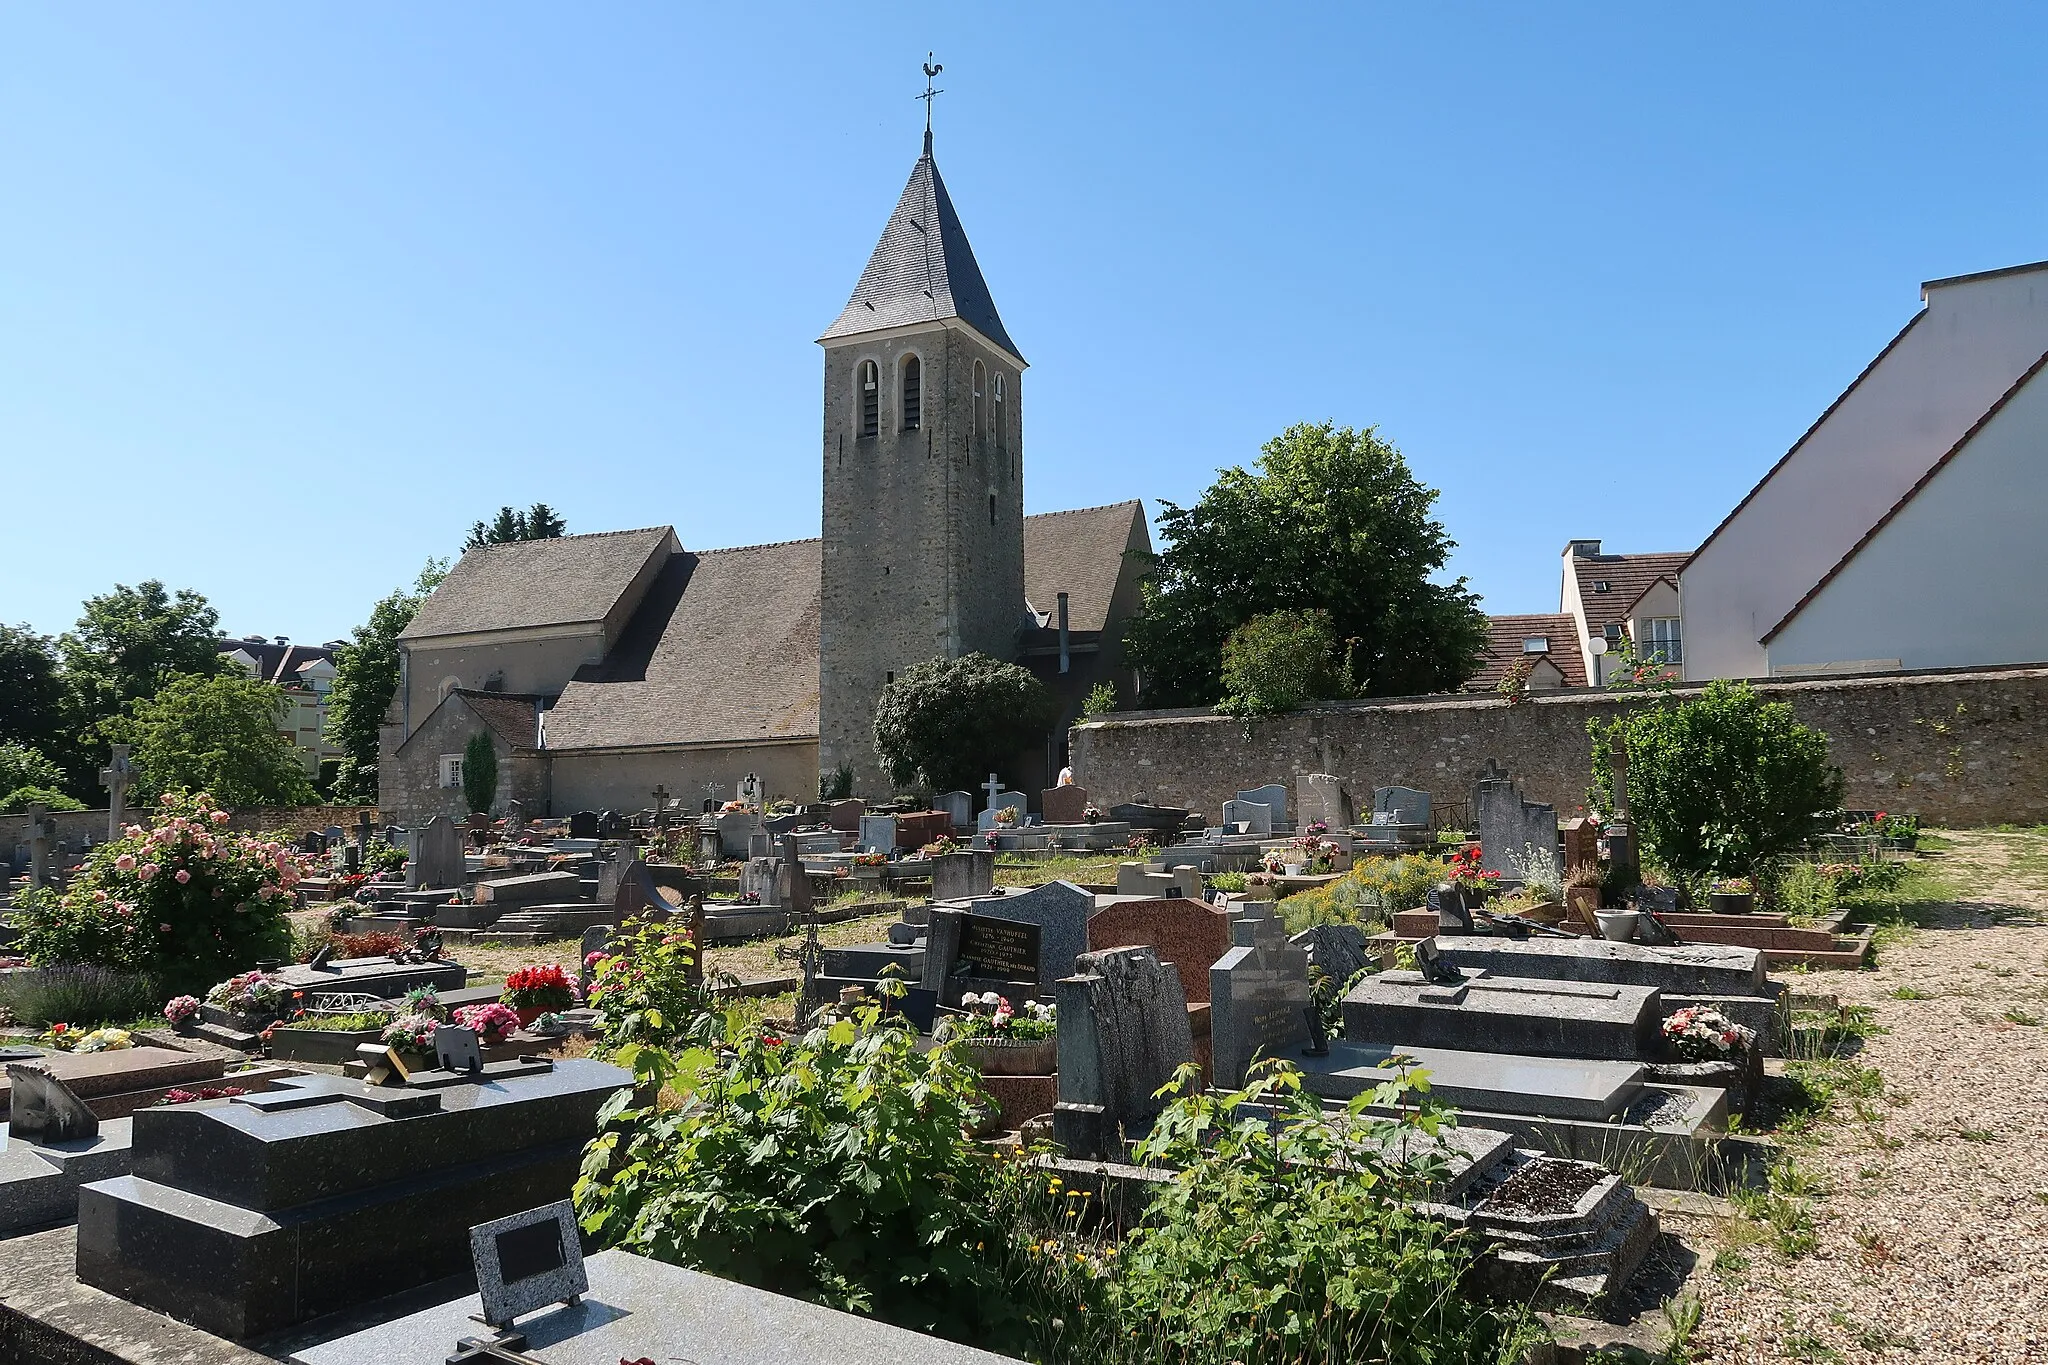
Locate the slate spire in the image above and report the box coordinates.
[820,137,1023,364]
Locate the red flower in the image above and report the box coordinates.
[762,1035,785,1048]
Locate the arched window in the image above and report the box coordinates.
[972,360,987,438]
[900,354,922,431]
[857,360,879,438]
[992,372,1005,445]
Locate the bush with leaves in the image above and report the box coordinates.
[872,653,1056,795]
[575,997,1015,1345]
[1216,609,1351,719]
[461,732,498,815]
[584,917,717,1050]
[1278,853,1448,932]
[2,785,86,813]
[1080,681,1119,718]
[11,791,300,994]
[118,673,316,807]
[1592,681,1844,905]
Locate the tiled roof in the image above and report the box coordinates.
[451,689,546,750]
[1023,501,1148,634]
[542,539,824,751]
[401,527,675,641]
[217,639,337,686]
[1467,614,1587,690]
[819,139,1023,363]
[1569,551,1690,634]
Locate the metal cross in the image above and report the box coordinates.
[918,55,944,134]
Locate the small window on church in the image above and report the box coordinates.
[858,360,879,438]
[989,492,997,526]
[972,360,987,438]
[993,373,1005,443]
[900,354,922,431]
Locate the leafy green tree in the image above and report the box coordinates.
[0,741,66,796]
[1,786,85,813]
[464,503,568,550]
[325,560,448,803]
[1080,680,1119,718]
[462,731,499,814]
[1217,609,1350,718]
[871,654,1056,794]
[119,673,317,808]
[0,624,66,754]
[1593,681,1844,904]
[1123,422,1487,707]
[60,581,229,747]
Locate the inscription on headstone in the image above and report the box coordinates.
[957,914,1041,982]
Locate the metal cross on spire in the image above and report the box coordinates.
[918,55,944,149]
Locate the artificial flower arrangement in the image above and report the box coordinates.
[993,805,1020,826]
[152,1085,248,1106]
[1661,1005,1755,1061]
[206,971,288,1016]
[921,836,962,857]
[501,964,577,1011]
[1447,845,1502,893]
[1081,805,1104,822]
[1306,820,1330,837]
[401,985,447,1020]
[953,992,1056,1041]
[453,1001,521,1044]
[162,995,201,1028]
[380,1013,441,1057]
[852,851,889,868]
[38,1024,133,1054]
[1851,810,1920,843]
[1711,877,1753,895]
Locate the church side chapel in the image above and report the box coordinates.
[378,122,1148,823]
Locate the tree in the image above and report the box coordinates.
[60,581,229,741]
[0,624,65,754]
[462,731,499,814]
[464,503,569,550]
[1122,422,1488,707]
[872,654,1056,794]
[1,786,85,813]
[1593,681,1844,904]
[0,741,66,797]
[1218,609,1350,718]
[119,673,317,808]
[325,559,448,803]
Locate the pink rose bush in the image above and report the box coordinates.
[13,790,307,993]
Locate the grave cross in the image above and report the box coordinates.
[983,772,1004,811]
[651,785,670,833]
[99,744,136,841]
[1608,735,1630,818]
[1479,758,1510,783]
[26,804,52,892]
[355,810,374,856]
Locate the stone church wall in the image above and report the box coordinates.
[401,631,604,729]
[1069,664,2048,828]
[550,741,818,817]
[378,697,548,827]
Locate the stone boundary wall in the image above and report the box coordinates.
[1068,665,2048,828]
[3,803,380,857]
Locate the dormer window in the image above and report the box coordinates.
[1592,580,1611,593]
[900,354,922,431]
[1522,637,1549,654]
[972,360,987,438]
[857,360,879,438]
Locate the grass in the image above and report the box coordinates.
[2003,1006,2042,1026]
[993,854,1125,889]
[1891,985,1935,1000]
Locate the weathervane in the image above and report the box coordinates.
[918,55,944,139]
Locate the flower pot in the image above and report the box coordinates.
[960,1037,1057,1075]
[1594,910,1640,943]
[1282,863,1306,877]
[510,1005,550,1027]
[1709,892,1755,915]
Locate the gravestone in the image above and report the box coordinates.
[6,1062,98,1143]
[1041,784,1090,826]
[934,790,973,830]
[1291,922,1372,988]
[1373,785,1431,826]
[1052,946,1195,1159]
[26,806,51,891]
[976,791,1027,832]
[355,812,375,858]
[859,814,899,855]
[595,848,631,906]
[923,880,1093,1002]
[1210,904,1312,1088]
[298,831,326,855]
[1474,777,1557,878]
[825,800,866,835]
[714,809,762,859]
[567,811,599,840]
[779,834,813,916]
[1343,969,1663,1061]
[1218,799,1271,836]
[409,815,464,890]
[99,744,137,842]
[504,800,526,839]
[1087,897,1236,1003]
[896,810,951,848]
[738,856,781,906]
[1295,772,1353,830]
[1115,862,1200,899]
[737,771,762,812]
[921,908,1038,1004]
[597,810,627,840]
[1236,784,1289,827]
[931,849,995,902]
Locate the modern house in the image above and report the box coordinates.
[218,636,343,776]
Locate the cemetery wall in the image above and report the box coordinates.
[550,740,818,814]
[222,804,379,838]
[0,806,117,853]
[1069,663,2048,827]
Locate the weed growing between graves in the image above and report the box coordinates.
[1277,853,1447,933]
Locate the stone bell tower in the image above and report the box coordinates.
[816,126,1028,795]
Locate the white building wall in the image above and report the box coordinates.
[1682,265,2048,681]
[1767,369,2048,674]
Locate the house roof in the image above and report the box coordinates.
[451,689,546,750]
[1467,614,1587,690]
[1569,551,1690,634]
[543,539,824,752]
[819,137,1023,364]
[217,638,337,686]
[1024,501,1147,635]
[1761,346,2048,643]
[400,527,675,641]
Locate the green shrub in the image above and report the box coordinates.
[0,785,86,813]
[1217,609,1349,718]
[872,653,1057,794]
[585,916,721,1050]
[0,741,66,797]
[0,964,159,1026]
[1081,681,1119,718]
[11,790,299,995]
[1593,681,1843,905]
[1279,853,1446,932]
[462,732,498,815]
[277,1009,391,1032]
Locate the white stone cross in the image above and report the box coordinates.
[983,772,1005,812]
[100,744,136,842]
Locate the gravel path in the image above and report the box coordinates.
[1679,831,2048,1364]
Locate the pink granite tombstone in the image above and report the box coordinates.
[1085,897,1235,1004]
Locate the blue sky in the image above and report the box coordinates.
[5,5,2044,644]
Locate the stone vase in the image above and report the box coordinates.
[1709,891,1756,915]
[961,1037,1057,1076]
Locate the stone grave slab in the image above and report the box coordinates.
[1114,862,1199,898]
[717,809,762,859]
[1431,935,1766,997]
[1297,1041,1647,1122]
[1291,922,1373,987]
[824,800,865,834]
[1218,799,1271,836]
[1295,772,1353,830]
[277,954,468,1004]
[858,814,898,854]
[1041,784,1089,826]
[1236,784,1289,827]
[475,871,583,906]
[895,810,951,849]
[1086,897,1235,1003]
[0,1047,224,1121]
[1373,785,1431,826]
[1343,969,1662,1061]
[1108,803,1190,837]
[408,815,463,890]
[931,849,995,902]
[1052,945,1194,1160]
[1209,906,1311,1088]
[933,790,973,830]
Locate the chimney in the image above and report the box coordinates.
[1568,540,1602,559]
[1057,593,1070,674]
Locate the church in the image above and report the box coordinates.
[377,127,1150,823]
